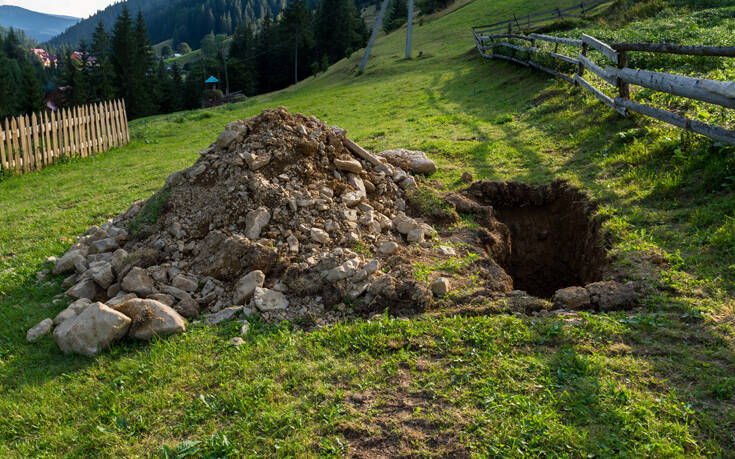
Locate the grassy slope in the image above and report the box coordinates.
[2,0,735,456]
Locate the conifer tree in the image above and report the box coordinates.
[19,61,45,114]
[90,21,115,101]
[228,24,257,95]
[314,0,368,65]
[132,11,157,117]
[0,42,19,118]
[111,7,135,110]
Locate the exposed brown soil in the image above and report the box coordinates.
[462,180,608,298]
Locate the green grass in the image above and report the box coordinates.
[2,0,735,455]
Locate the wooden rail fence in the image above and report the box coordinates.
[0,99,130,174]
[472,27,735,145]
[471,0,613,38]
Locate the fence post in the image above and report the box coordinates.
[31,112,41,170]
[42,111,50,164]
[617,50,630,100]
[0,123,6,171]
[122,99,130,143]
[51,110,59,161]
[577,42,588,86]
[10,117,20,172]
[62,108,70,157]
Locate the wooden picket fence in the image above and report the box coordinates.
[472,28,735,145]
[0,99,130,174]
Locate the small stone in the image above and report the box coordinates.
[234,270,265,305]
[149,293,176,306]
[26,318,53,342]
[252,288,289,311]
[53,250,87,275]
[287,234,299,253]
[243,151,272,170]
[173,296,200,318]
[552,286,591,310]
[205,306,243,325]
[229,337,246,346]
[407,228,425,243]
[90,237,119,254]
[66,277,103,300]
[110,249,128,275]
[311,228,331,244]
[216,128,240,149]
[245,207,271,240]
[89,261,115,289]
[107,293,138,307]
[342,191,364,207]
[436,245,456,256]
[240,321,250,335]
[121,267,155,296]
[431,277,451,297]
[172,273,198,292]
[334,158,363,173]
[364,259,379,274]
[586,281,637,311]
[461,171,473,184]
[378,241,399,256]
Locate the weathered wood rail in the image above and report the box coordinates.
[0,100,130,174]
[472,25,735,145]
[471,0,612,39]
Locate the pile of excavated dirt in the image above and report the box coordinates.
[27,107,638,355]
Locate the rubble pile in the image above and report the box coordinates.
[27,107,637,356]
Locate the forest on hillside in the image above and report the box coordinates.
[1,0,372,120]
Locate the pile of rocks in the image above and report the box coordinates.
[27,107,467,355]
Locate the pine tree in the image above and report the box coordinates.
[62,51,86,107]
[132,11,157,117]
[314,0,368,65]
[228,24,257,95]
[0,42,20,118]
[183,59,205,109]
[111,7,135,110]
[170,62,184,112]
[383,0,408,32]
[3,28,24,61]
[19,62,45,114]
[90,21,115,101]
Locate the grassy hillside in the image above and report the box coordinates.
[1,0,735,456]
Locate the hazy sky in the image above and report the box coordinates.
[0,0,119,18]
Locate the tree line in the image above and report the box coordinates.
[2,0,451,121]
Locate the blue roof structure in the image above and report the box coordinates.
[205,76,219,83]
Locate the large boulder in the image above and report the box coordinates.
[378,148,436,175]
[53,302,131,356]
[113,298,187,340]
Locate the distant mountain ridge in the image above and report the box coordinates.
[47,0,291,49]
[0,5,79,42]
[47,0,172,47]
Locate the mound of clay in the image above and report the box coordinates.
[32,107,631,355]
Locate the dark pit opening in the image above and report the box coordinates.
[466,180,608,298]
